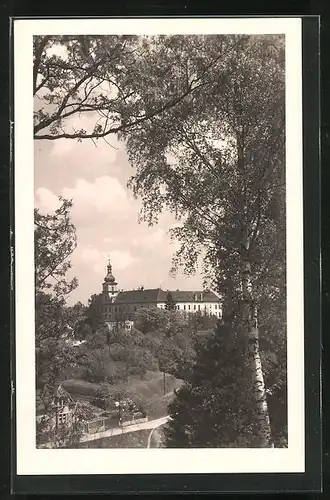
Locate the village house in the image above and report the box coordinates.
[36,385,77,430]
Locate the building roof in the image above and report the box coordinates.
[114,288,166,304]
[113,288,220,304]
[54,384,75,402]
[36,385,76,415]
[171,290,220,303]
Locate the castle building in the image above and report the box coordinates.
[101,260,222,324]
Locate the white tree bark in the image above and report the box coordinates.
[241,259,273,448]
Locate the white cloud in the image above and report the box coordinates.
[80,245,137,274]
[62,176,130,217]
[110,250,137,271]
[50,138,77,157]
[35,176,133,233]
[35,187,61,213]
[131,228,166,251]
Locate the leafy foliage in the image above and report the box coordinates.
[124,35,285,306]
[84,293,105,333]
[133,307,170,334]
[35,197,77,296]
[35,291,79,408]
[65,301,89,339]
[35,199,80,445]
[165,324,287,448]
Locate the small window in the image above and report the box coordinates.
[58,412,68,425]
[188,305,191,310]
[183,305,186,310]
[194,305,196,310]
[215,304,217,309]
[198,304,200,310]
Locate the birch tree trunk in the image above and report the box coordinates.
[241,258,273,448]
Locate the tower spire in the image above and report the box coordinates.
[104,257,116,284]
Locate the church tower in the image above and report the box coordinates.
[102,259,118,303]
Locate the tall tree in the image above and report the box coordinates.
[33,35,236,141]
[35,197,78,399]
[65,301,89,338]
[124,35,285,447]
[165,291,177,310]
[35,198,80,445]
[35,197,77,296]
[84,293,105,333]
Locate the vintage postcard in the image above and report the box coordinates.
[13,17,306,478]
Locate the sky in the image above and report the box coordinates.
[34,117,204,306]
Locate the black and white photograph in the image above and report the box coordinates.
[14,17,306,477]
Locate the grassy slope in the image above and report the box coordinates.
[62,371,183,407]
[80,429,151,449]
[150,424,166,448]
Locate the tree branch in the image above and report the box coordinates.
[34,80,208,140]
[33,36,52,95]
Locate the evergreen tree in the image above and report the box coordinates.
[164,323,279,448]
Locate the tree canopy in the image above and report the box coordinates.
[124,35,285,301]
[33,35,237,142]
[124,34,285,447]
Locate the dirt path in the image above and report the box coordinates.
[147,423,166,448]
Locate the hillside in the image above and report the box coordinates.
[62,371,183,410]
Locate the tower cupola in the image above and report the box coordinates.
[102,259,118,303]
[104,259,117,284]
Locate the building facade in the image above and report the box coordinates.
[101,260,222,325]
[36,385,77,430]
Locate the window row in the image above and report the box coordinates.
[104,303,221,313]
